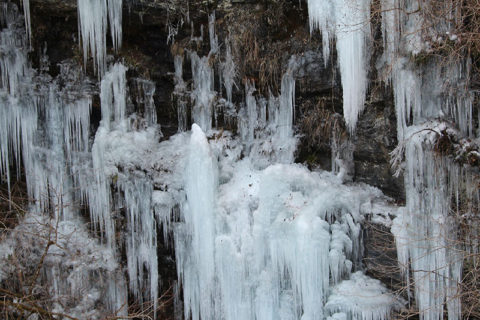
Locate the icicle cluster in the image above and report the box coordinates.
[306,0,478,318]
[77,0,123,76]
[118,174,160,312]
[0,4,128,317]
[0,2,429,319]
[308,0,371,132]
[391,127,462,320]
[190,52,215,132]
[379,1,474,319]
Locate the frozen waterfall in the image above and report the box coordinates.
[2,0,478,319]
[0,4,128,317]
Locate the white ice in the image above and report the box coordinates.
[307,0,371,132]
[77,0,123,76]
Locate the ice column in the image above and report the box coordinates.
[272,59,297,164]
[278,60,295,140]
[176,124,217,320]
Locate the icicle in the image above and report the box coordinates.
[277,58,296,140]
[117,174,159,316]
[0,6,128,310]
[89,126,116,246]
[238,80,257,149]
[379,0,399,79]
[107,0,122,52]
[0,7,30,194]
[77,0,123,76]
[64,98,92,155]
[307,0,334,65]
[22,0,31,48]
[222,39,236,104]
[331,130,354,182]
[173,55,188,132]
[88,63,128,246]
[383,3,473,318]
[177,98,188,133]
[269,58,297,164]
[0,19,28,95]
[208,11,218,54]
[335,0,370,133]
[77,0,108,75]
[100,62,127,131]
[307,0,371,132]
[174,55,185,90]
[190,52,214,132]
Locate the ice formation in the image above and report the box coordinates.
[118,174,160,312]
[222,39,236,104]
[208,12,218,54]
[174,54,188,132]
[238,80,257,149]
[77,0,123,76]
[391,126,463,320]
[0,4,128,317]
[174,150,395,320]
[134,78,158,127]
[379,1,473,319]
[308,0,371,132]
[100,62,127,130]
[5,0,477,319]
[306,0,477,318]
[22,0,30,46]
[190,52,215,132]
[164,44,396,318]
[377,1,476,319]
[325,271,397,320]
[177,124,218,320]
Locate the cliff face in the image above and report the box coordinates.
[28,0,403,199]
[3,0,479,319]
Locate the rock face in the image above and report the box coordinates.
[34,0,402,197]
[9,0,406,317]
